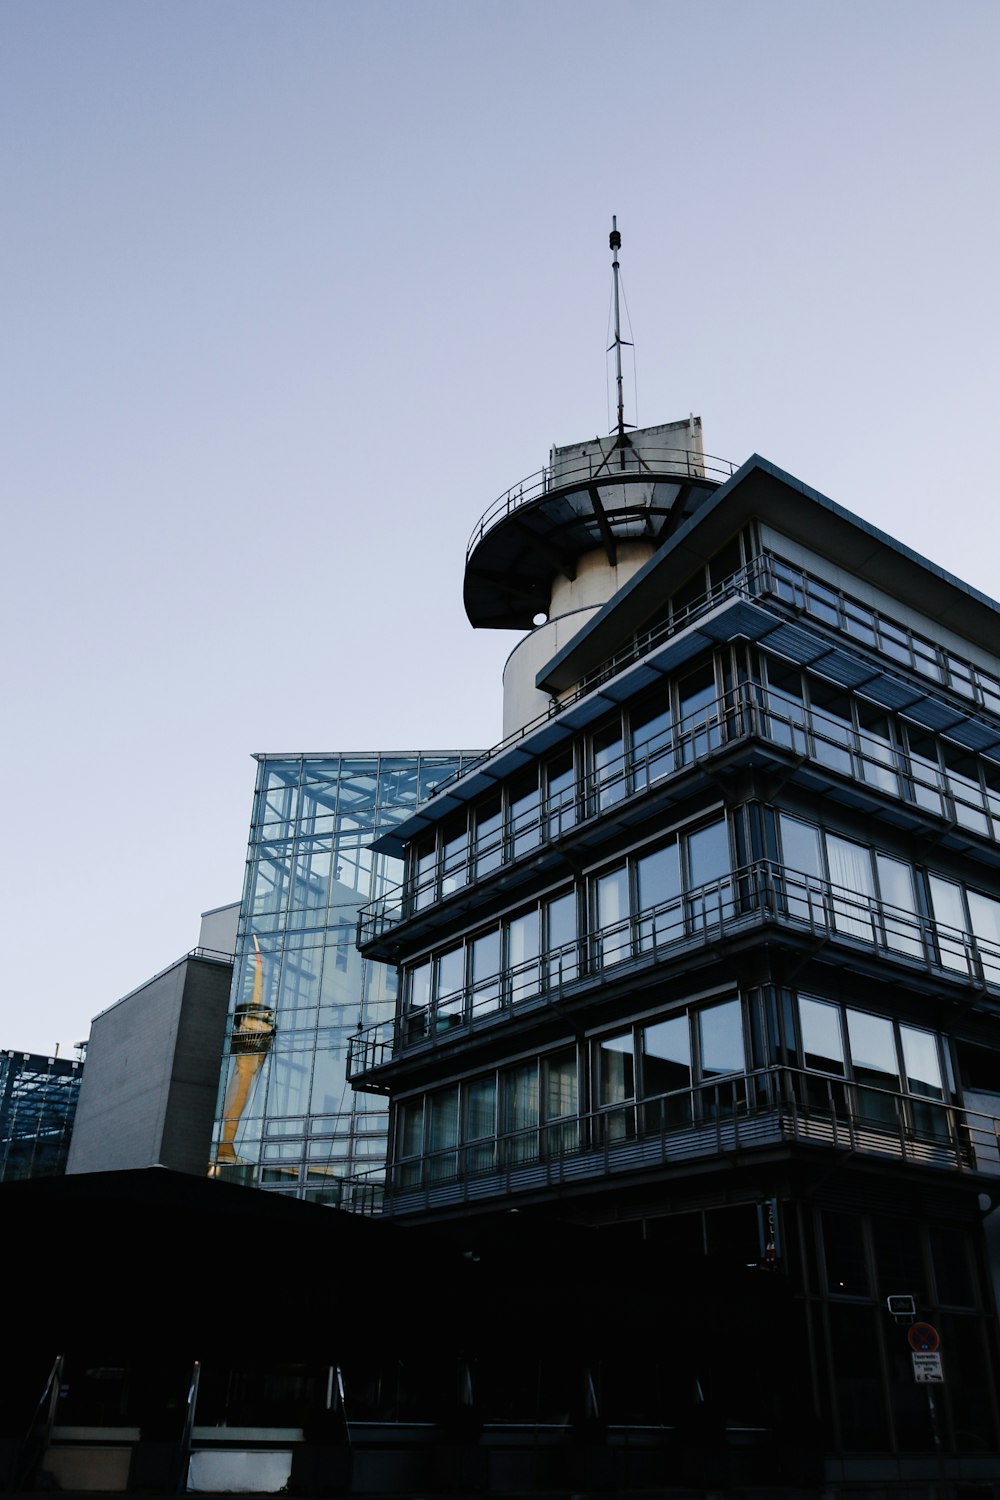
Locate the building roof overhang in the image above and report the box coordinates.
[535,456,1000,695]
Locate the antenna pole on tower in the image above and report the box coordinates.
[610,217,625,444]
[608,216,633,470]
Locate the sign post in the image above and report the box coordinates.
[907,1322,943,1450]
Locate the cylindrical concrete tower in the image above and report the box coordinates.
[463,418,735,736]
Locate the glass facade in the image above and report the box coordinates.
[0,1050,83,1181]
[209,751,477,1203]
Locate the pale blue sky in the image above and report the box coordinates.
[2,0,999,1052]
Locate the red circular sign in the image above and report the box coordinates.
[908,1322,940,1352]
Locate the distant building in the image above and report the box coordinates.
[66,905,238,1176]
[0,1049,82,1181]
[209,752,480,1203]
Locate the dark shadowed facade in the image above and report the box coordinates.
[347,424,1000,1488]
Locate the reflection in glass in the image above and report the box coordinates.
[545,892,578,988]
[504,1063,539,1164]
[594,723,625,810]
[596,866,630,966]
[847,1009,899,1129]
[928,875,971,975]
[435,946,465,1024]
[643,1016,692,1127]
[799,996,845,1075]
[875,854,923,959]
[509,777,541,860]
[545,1051,579,1155]
[686,818,731,928]
[546,752,577,838]
[465,1077,497,1174]
[428,1087,460,1181]
[216,935,277,1168]
[630,700,673,788]
[471,929,501,1015]
[678,665,719,763]
[506,910,540,1004]
[475,799,503,879]
[636,841,681,950]
[596,1032,635,1141]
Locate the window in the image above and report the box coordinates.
[630,698,673,790]
[593,721,626,811]
[508,774,541,860]
[474,798,503,879]
[506,909,540,1005]
[595,1031,635,1141]
[545,890,578,988]
[593,816,731,969]
[546,751,577,838]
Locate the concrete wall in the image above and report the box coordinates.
[67,955,232,1177]
[501,543,656,736]
[198,901,239,956]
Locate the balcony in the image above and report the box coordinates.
[345,1065,1000,1218]
[432,549,1000,812]
[349,859,1000,1088]
[358,678,1000,957]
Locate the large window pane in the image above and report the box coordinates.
[545,891,578,988]
[630,699,673,788]
[800,996,845,1075]
[545,1050,579,1155]
[428,1087,460,1181]
[825,834,875,942]
[875,853,923,959]
[846,1009,900,1129]
[856,701,899,797]
[506,910,540,1004]
[509,776,541,860]
[471,929,501,1015]
[699,999,745,1078]
[546,752,577,839]
[596,866,631,966]
[809,681,854,778]
[677,664,719,763]
[636,840,681,949]
[596,1032,635,1141]
[642,1015,692,1128]
[686,818,731,928]
[435,946,465,1024]
[504,1062,539,1164]
[779,813,825,925]
[594,723,625,810]
[475,799,503,879]
[967,889,1000,985]
[928,874,971,975]
[464,1077,496,1174]
[764,660,808,753]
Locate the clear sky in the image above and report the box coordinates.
[2,0,999,1055]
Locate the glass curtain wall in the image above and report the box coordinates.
[210,751,477,1204]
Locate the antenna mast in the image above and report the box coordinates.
[608,216,633,468]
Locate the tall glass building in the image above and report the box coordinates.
[209,751,478,1204]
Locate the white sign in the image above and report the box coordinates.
[912,1352,944,1384]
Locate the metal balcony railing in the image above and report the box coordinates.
[341,1064,1000,1216]
[466,445,739,560]
[349,859,1000,1083]
[421,549,1000,810]
[358,678,1000,949]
